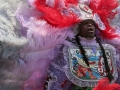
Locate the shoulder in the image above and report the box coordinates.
[63,37,77,47]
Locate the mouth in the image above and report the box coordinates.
[88,28,94,33]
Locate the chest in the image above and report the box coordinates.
[63,44,118,87]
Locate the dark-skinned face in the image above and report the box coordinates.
[78,19,96,38]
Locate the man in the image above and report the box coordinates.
[46,18,119,89]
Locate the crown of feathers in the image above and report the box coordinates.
[31,0,120,39]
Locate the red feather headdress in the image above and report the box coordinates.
[34,0,120,39]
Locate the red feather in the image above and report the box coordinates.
[93,78,120,90]
[34,0,80,28]
[89,0,119,39]
[64,0,78,6]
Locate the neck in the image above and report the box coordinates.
[86,37,95,40]
[79,36,96,40]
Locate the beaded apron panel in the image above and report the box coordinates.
[64,44,118,87]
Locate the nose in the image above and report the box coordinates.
[88,22,92,25]
[87,23,93,27]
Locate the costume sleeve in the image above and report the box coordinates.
[15,1,75,89]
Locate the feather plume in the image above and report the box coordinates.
[93,78,120,90]
[89,0,120,39]
[34,0,79,28]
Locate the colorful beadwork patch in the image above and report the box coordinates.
[64,44,118,87]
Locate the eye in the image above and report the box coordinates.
[81,21,94,25]
[87,21,94,25]
[90,21,94,25]
[81,21,88,25]
[79,20,96,27]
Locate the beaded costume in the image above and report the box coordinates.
[0,0,120,90]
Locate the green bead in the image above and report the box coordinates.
[72,86,84,90]
[86,87,93,90]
